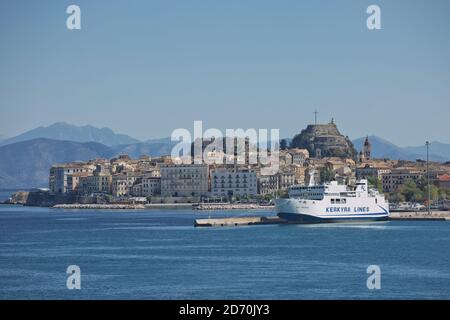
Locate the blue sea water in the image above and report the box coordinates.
[0,202,449,300]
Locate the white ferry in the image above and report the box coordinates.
[275,170,389,223]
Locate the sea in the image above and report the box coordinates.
[0,190,449,300]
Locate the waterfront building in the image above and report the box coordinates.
[49,163,94,193]
[111,173,141,197]
[160,164,209,197]
[258,174,278,195]
[278,171,296,190]
[292,165,307,185]
[79,173,112,195]
[381,167,424,193]
[288,148,309,166]
[210,168,257,197]
[131,176,161,197]
[67,172,92,194]
[356,164,392,181]
[142,176,161,196]
[437,174,450,189]
[257,170,295,195]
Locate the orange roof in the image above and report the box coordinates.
[438,174,450,182]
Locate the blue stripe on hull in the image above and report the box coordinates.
[278,212,389,224]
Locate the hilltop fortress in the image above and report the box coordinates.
[290,120,357,159]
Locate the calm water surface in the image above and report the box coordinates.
[0,203,449,300]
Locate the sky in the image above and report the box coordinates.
[1,0,449,146]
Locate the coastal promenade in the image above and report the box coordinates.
[389,211,450,221]
[52,203,195,209]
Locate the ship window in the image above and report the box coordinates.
[342,199,346,204]
[336,199,341,204]
[331,199,335,204]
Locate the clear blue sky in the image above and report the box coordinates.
[1,0,449,146]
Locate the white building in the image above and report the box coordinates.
[50,164,94,193]
[381,168,424,193]
[210,168,258,197]
[131,176,161,197]
[79,173,112,195]
[288,148,309,166]
[111,173,140,197]
[160,164,209,197]
[356,164,391,181]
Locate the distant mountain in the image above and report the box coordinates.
[0,138,176,188]
[0,138,115,189]
[0,122,140,147]
[403,141,450,161]
[112,140,176,159]
[144,137,173,144]
[1,132,448,189]
[352,136,449,162]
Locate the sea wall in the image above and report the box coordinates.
[24,191,96,207]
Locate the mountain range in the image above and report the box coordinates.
[0,136,177,189]
[352,136,450,162]
[0,122,140,147]
[0,123,448,188]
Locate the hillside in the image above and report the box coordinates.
[291,123,357,159]
[112,140,176,159]
[0,122,140,147]
[352,136,448,162]
[0,138,177,188]
[0,138,115,189]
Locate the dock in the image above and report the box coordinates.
[194,216,286,227]
[193,203,275,211]
[388,211,450,221]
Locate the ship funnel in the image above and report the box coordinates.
[356,179,368,195]
[308,169,318,187]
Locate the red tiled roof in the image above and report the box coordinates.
[438,174,450,182]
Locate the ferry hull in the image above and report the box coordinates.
[277,212,389,224]
[275,197,390,224]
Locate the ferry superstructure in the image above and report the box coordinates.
[275,170,389,223]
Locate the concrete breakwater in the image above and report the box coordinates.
[389,211,450,221]
[194,203,275,211]
[52,203,195,210]
[53,204,146,209]
[195,216,285,227]
[5,191,98,207]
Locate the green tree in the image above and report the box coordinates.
[320,168,334,183]
[389,192,405,203]
[400,180,423,202]
[280,139,288,150]
[367,177,383,193]
[423,185,439,202]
